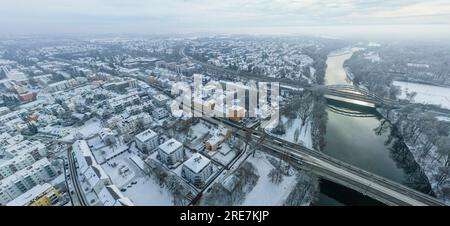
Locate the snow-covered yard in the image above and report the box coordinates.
[103,152,174,205]
[190,122,211,141]
[91,137,128,163]
[61,118,103,141]
[241,152,298,206]
[103,158,136,188]
[267,116,313,149]
[123,176,174,206]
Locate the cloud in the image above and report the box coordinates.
[0,0,449,34]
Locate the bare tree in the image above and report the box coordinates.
[437,137,450,167]
[405,90,417,103]
[297,92,313,126]
[268,168,283,184]
[293,128,300,143]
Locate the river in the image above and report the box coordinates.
[313,49,431,206]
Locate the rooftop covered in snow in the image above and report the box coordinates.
[135,129,157,142]
[158,138,183,155]
[6,183,54,206]
[183,153,211,174]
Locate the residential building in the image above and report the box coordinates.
[117,112,152,134]
[3,140,46,159]
[153,94,170,107]
[152,107,169,120]
[98,128,116,145]
[157,138,184,168]
[98,185,134,206]
[107,93,140,113]
[135,129,158,153]
[181,153,213,187]
[73,140,97,174]
[0,158,56,205]
[84,165,112,195]
[0,153,36,179]
[205,135,225,152]
[6,183,61,206]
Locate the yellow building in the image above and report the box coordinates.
[7,183,61,206]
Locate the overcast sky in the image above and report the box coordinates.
[1,0,450,39]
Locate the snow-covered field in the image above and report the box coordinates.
[189,122,211,142]
[61,118,103,141]
[103,152,174,205]
[267,116,312,149]
[436,116,450,122]
[394,81,450,109]
[123,176,174,206]
[103,158,136,188]
[92,139,128,163]
[241,152,298,206]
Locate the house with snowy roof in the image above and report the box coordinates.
[98,185,134,206]
[84,164,112,195]
[135,129,158,153]
[181,153,213,187]
[157,138,184,168]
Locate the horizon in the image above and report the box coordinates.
[1,0,450,41]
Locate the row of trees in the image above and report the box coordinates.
[199,162,259,205]
[394,105,450,187]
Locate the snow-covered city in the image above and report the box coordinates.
[0,2,449,221]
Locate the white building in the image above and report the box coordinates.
[157,138,184,168]
[98,128,116,145]
[0,158,56,205]
[72,140,128,205]
[152,107,169,120]
[0,111,29,132]
[0,107,9,116]
[153,93,170,107]
[0,153,36,179]
[107,93,140,113]
[181,153,213,187]
[73,140,97,174]
[98,185,134,206]
[0,111,20,125]
[0,133,24,152]
[117,112,152,134]
[84,165,112,195]
[6,183,60,206]
[3,140,46,160]
[47,79,78,92]
[135,129,158,153]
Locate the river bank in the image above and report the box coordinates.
[314,47,435,205]
[339,47,448,204]
[378,107,450,204]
